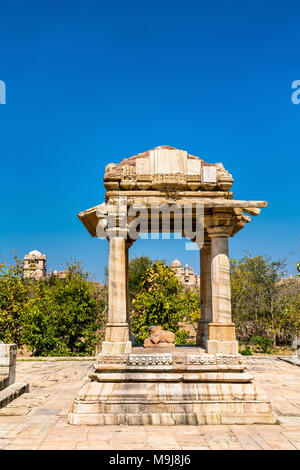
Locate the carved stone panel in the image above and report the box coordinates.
[136,158,150,175]
[97,355,128,364]
[150,149,187,175]
[202,166,217,183]
[127,353,173,369]
[186,159,201,176]
[187,354,242,365]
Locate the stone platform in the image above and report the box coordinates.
[68,347,276,425]
[0,344,29,411]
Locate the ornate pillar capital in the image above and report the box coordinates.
[106,226,129,240]
[105,226,139,245]
[206,226,232,239]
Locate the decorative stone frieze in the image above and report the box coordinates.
[97,355,128,364]
[128,354,173,366]
[96,353,173,367]
[187,353,242,365]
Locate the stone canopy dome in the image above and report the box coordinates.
[110,145,207,168]
[103,145,233,192]
[78,144,267,239]
[24,250,46,260]
[171,259,182,267]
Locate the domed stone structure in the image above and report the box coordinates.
[23,250,66,280]
[171,259,181,267]
[170,259,200,289]
[23,250,47,279]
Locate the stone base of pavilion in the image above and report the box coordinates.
[68,347,276,425]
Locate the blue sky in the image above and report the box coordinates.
[0,0,299,280]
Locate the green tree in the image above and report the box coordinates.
[130,260,200,345]
[0,255,28,344]
[20,262,105,356]
[128,255,153,302]
[231,255,299,348]
[0,257,106,356]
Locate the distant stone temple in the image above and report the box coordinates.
[23,250,66,280]
[278,275,300,285]
[170,259,200,289]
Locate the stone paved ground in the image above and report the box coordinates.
[0,357,299,450]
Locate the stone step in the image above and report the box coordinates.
[0,375,9,391]
[0,382,29,409]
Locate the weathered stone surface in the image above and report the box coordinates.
[102,146,235,192]
[0,344,29,410]
[128,353,173,367]
[206,340,238,354]
[69,381,276,425]
[202,166,217,183]
[91,349,247,383]
[0,383,29,410]
[69,348,274,424]
[186,158,201,176]
[101,235,132,355]
[149,148,187,175]
[0,344,17,386]
[197,242,212,346]
[136,158,150,175]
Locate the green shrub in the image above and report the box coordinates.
[250,335,273,354]
[175,330,190,345]
[239,345,253,355]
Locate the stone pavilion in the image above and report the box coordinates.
[68,146,276,425]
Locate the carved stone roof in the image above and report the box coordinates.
[103,146,233,192]
[77,146,268,239]
[115,146,209,167]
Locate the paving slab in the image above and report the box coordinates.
[0,357,298,450]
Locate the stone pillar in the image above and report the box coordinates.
[196,241,212,347]
[125,240,134,344]
[206,227,238,354]
[101,232,132,354]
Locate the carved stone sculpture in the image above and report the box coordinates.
[143,326,175,348]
